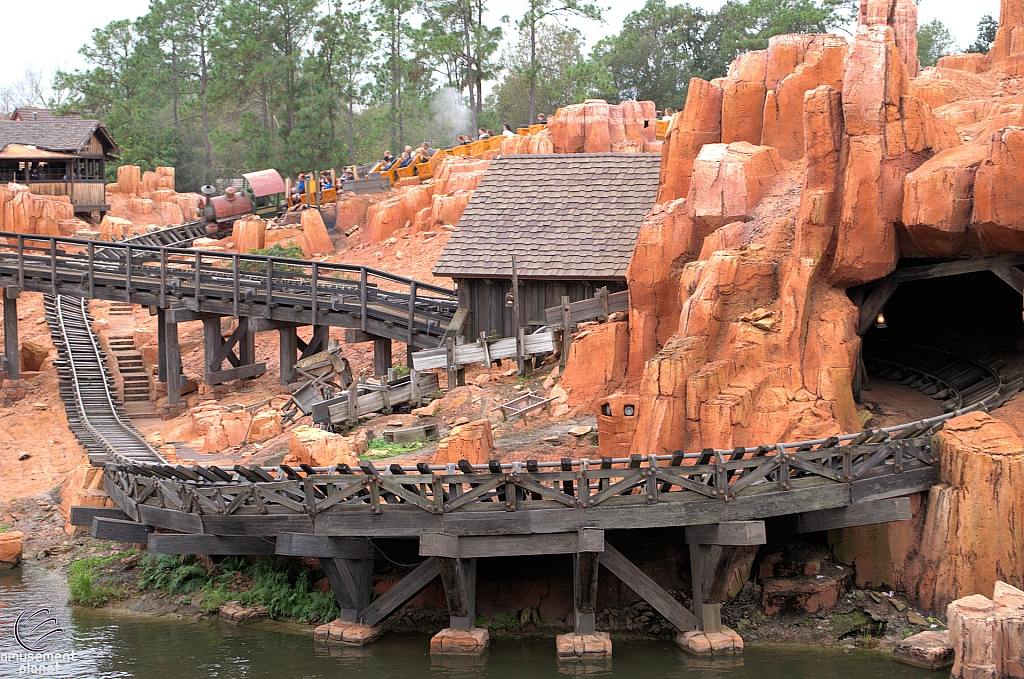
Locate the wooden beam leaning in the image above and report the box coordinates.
[70,506,130,526]
[147,533,277,555]
[992,265,1024,296]
[598,543,699,631]
[857,279,900,336]
[419,529,604,558]
[91,517,153,544]
[438,557,477,632]
[359,556,441,628]
[766,497,912,536]
[684,521,766,545]
[321,557,374,623]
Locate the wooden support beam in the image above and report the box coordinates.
[147,533,278,555]
[574,551,600,635]
[684,521,766,546]
[165,320,182,405]
[156,307,167,382]
[301,325,330,360]
[279,326,298,385]
[359,556,440,627]
[321,557,374,623]
[164,308,222,324]
[205,362,266,385]
[248,317,302,333]
[891,252,1024,283]
[599,543,699,631]
[438,557,477,631]
[766,497,912,536]
[993,266,1024,295]
[91,517,153,544]
[70,506,131,526]
[373,337,392,378]
[344,329,377,343]
[857,279,900,336]
[420,530,604,558]
[3,291,18,379]
[275,533,374,559]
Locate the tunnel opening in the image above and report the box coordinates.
[856,264,1024,427]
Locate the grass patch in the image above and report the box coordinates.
[392,364,411,378]
[136,554,338,623]
[362,437,425,459]
[0,525,10,533]
[68,549,135,607]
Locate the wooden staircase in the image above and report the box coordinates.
[107,336,151,403]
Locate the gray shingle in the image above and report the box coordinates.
[434,153,660,280]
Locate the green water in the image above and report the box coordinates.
[0,565,937,679]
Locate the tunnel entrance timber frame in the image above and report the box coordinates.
[851,253,1024,402]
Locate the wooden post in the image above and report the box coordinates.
[239,322,256,367]
[373,336,392,378]
[320,557,374,624]
[574,551,600,635]
[445,337,457,391]
[156,307,167,383]
[438,557,477,632]
[348,381,359,424]
[202,317,225,384]
[411,369,422,407]
[511,255,526,377]
[166,320,182,405]
[3,289,19,380]
[688,542,723,633]
[560,295,572,367]
[597,286,609,322]
[279,326,298,385]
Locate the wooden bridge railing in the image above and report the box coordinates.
[0,232,457,348]
[104,433,937,526]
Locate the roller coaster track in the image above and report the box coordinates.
[44,295,165,466]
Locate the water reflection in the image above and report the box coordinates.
[1,565,935,679]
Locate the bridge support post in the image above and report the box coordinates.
[165,320,181,405]
[279,326,298,385]
[573,551,600,635]
[3,287,19,380]
[373,337,392,378]
[432,557,488,654]
[156,308,167,383]
[319,557,375,623]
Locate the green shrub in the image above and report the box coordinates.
[241,243,306,273]
[363,437,424,459]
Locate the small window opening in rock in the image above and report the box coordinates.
[624,405,635,417]
[601,404,612,417]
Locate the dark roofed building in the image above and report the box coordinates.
[434,153,660,339]
[9,107,83,122]
[0,116,119,216]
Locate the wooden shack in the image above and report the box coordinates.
[0,114,119,217]
[433,153,661,339]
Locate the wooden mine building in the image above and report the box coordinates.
[0,111,119,217]
[433,153,661,339]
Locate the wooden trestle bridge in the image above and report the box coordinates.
[6,227,1014,642]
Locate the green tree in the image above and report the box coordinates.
[493,23,607,128]
[968,13,998,54]
[917,18,957,67]
[371,0,418,149]
[516,0,602,123]
[592,0,716,108]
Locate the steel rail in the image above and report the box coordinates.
[47,295,165,465]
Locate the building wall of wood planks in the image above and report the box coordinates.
[455,277,627,340]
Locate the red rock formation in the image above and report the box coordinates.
[433,419,494,465]
[988,0,1024,75]
[300,209,334,256]
[560,320,629,406]
[948,582,1024,679]
[937,54,992,74]
[688,142,783,233]
[971,126,1024,252]
[860,0,919,76]
[286,425,366,467]
[657,79,723,203]
[234,218,267,254]
[901,143,986,256]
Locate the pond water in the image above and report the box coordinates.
[0,565,937,679]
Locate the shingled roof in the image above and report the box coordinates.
[434,153,660,280]
[0,118,118,155]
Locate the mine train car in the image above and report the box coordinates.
[198,168,287,232]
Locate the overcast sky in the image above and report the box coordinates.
[1,0,1003,95]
